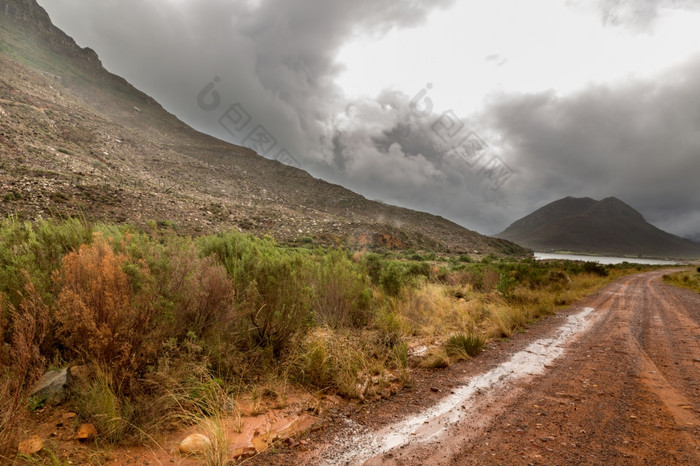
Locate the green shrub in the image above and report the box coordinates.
[293,329,367,398]
[379,262,405,297]
[374,311,404,348]
[445,332,485,357]
[582,261,609,277]
[309,250,373,328]
[407,261,431,279]
[199,232,313,356]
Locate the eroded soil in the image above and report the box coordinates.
[278,270,700,465]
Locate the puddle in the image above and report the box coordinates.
[322,307,597,464]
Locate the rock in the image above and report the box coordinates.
[68,365,91,384]
[17,435,43,455]
[77,423,97,441]
[178,433,211,455]
[29,368,68,406]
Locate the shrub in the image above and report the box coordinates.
[72,367,134,443]
[309,250,373,328]
[364,253,383,285]
[406,261,431,279]
[292,329,367,398]
[379,262,405,297]
[582,261,609,277]
[497,273,516,298]
[374,311,404,348]
[445,332,485,358]
[54,234,157,387]
[155,241,234,340]
[199,232,313,357]
[0,217,94,306]
[0,279,49,455]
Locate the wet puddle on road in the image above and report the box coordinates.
[321,307,597,464]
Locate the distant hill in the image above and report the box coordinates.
[0,0,527,256]
[496,196,700,259]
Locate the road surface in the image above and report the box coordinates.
[300,270,700,465]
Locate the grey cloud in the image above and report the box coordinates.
[36,0,700,238]
[573,0,700,31]
[483,54,700,238]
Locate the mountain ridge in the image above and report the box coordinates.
[0,0,527,256]
[497,196,700,259]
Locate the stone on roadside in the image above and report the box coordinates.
[17,435,43,455]
[77,423,97,441]
[178,433,211,455]
[29,368,68,406]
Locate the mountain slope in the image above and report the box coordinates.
[0,0,527,255]
[497,196,700,258]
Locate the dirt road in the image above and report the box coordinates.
[295,270,700,465]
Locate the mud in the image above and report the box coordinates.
[281,270,700,465]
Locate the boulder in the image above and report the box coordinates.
[29,368,68,405]
[179,433,212,455]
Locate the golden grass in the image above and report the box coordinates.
[663,269,700,294]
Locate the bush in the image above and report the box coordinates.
[0,279,49,455]
[292,329,367,398]
[54,234,157,387]
[154,241,234,340]
[379,262,405,297]
[0,217,94,306]
[582,261,609,277]
[445,332,485,358]
[199,232,313,357]
[309,250,373,328]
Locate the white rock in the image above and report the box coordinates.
[178,433,211,455]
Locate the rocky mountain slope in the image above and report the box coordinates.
[497,196,700,258]
[0,0,526,255]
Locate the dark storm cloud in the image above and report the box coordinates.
[36,0,700,237]
[37,0,455,162]
[483,54,700,238]
[38,0,513,233]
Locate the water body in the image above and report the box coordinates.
[535,252,681,265]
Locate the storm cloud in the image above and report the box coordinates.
[483,54,700,237]
[37,0,700,238]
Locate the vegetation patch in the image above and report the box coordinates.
[663,269,700,294]
[0,216,662,460]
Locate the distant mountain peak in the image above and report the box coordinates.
[497,196,700,259]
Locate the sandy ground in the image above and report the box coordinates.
[267,270,699,465]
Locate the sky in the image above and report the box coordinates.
[37,0,700,239]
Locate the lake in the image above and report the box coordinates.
[534,252,682,266]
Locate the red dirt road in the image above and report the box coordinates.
[299,270,700,465]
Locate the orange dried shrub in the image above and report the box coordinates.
[0,278,49,455]
[54,234,156,382]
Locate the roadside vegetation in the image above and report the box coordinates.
[0,216,657,459]
[663,267,700,294]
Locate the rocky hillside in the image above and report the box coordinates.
[497,196,700,259]
[0,0,526,255]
